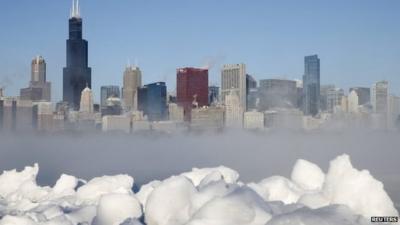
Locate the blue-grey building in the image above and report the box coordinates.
[63,0,92,110]
[100,86,120,109]
[138,82,167,121]
[208,86,219,105]
[303,55,320,116]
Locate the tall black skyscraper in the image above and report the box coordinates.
[63,0,91,110]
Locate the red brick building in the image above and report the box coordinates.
[176,67,208,121]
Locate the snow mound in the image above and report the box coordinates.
[291,159,325,191]
[76,174,134,204]
[0,154,398,225]
[96,193,142,225]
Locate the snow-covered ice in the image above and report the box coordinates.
[0,154,398,225]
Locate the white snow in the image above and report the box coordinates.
[96,193,142,225]
[0,154,398,225]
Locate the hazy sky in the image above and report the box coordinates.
[0,0,399,102]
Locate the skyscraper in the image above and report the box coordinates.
[176,67,208,121]
[20,56,51,101]
[63,0,92,110]
[371,81,388,114]
[123,66,142,111]
[302,55,320,116]
[137,82,167,121]
[79,86,94,114]
[221,64,247,111]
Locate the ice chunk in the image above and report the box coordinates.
[136,180,161,210]
[248,176,303,204]
[321,154,398,218]
[291,159,325,191]
[187,187,272,225]
[181,167,239,186]
[145,176,196,225]
[76,175,134,204]
[96,193,142,225]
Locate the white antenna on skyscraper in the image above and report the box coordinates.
[71,0,75,18]
[71,0,80,18]
[76,0,80,17]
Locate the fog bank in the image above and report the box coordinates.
[0,131,399,207]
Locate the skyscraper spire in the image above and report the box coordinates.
[70,0,80,18]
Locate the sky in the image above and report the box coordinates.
[0,0,399,102]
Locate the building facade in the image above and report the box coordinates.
[221,64,247,111]
[225,90,243,128]
[138,82,167,121]
[259,79,297,110]
[101,86,120,110]
[176,67,208,121]
[208,86,220,105]
[371,81,388,114]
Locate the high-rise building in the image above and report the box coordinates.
[259,79,297,110]
[327,88,344,113]
[176,67,208,121]
[303,55,320,116]
[349,87,370,105]
[20,56,51,101]
[101,86,120,109]
[225,90,243,128]
[371,81,388,114]
[208,86,219,105]
[320,85,335,111]
[123,66,142,111]
[348,90,359,113]
[138,82,167,121]
[221,64,247,111]
[79,86,94,114]
[63,0,92,110]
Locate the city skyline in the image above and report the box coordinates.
[0,0,400,103]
